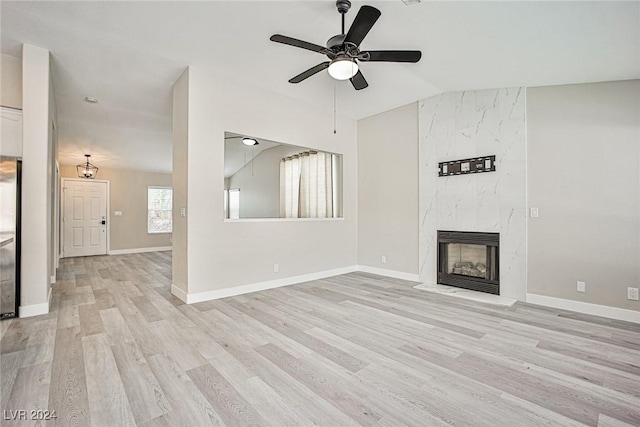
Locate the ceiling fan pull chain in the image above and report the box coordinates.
[333,80,337,134]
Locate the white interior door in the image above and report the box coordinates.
[63,179,107,257]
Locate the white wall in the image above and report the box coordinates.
[1,53,22,109]
[527,80,640,312]
[419,88,527,300]
[229,145,302,218]
[20,44,54,315]
[357,103,419,276]
[174,67,357,297]
[172,69,189,294]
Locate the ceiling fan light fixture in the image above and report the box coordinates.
[242,137,259,146]
[328,57,359,80]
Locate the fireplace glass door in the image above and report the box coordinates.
[447,243,487,279]
[438,231,499,294]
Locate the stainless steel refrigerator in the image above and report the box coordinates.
[0,156,20,319]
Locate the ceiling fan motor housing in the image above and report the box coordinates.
[327,34,346,50]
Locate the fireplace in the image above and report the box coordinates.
[437,231,500,295]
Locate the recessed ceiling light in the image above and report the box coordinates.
[242,138,259,146]
[84,96,98,104]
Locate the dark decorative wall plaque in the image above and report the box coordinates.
[438,155,496,177]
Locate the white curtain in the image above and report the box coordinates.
[280,151,333,218]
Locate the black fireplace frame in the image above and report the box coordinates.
[437,230,500,295]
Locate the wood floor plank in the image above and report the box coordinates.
[256,342,384,425]
[123,313,166,358]
[147,320,207,372]
[146,353,226,427]
[78,304,104,337]
[56,292,80,330]
[130,296,164,323]
[0,350,24,409]
[111,340,170,424]
[21,318,57,367]
[82,333,136,426]
[0,320,29,354]
[227,298,369,373]
[48,326,91,427]
[239,375,318,427]
[4,362,51,427]
[100,307,135,346]
[187,363,268,427]
[93,288,116,311]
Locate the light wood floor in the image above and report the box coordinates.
[1,252,639,426]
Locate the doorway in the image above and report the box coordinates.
[61,178,109,257]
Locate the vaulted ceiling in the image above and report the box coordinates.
[2,1,638,173]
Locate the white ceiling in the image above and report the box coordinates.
[2,1,638,173]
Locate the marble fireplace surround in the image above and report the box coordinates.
[419,88,527,301]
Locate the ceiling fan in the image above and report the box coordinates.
[270,0,421,90]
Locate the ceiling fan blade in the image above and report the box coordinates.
[289,62,330,84]
[270,34,328,54]
[362,50,422,63]
[344,6,381,47]
[350,70,368,90]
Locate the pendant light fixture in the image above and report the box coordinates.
[76,154,99,179]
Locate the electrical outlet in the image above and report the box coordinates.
[577,281,586,293]
[530,207,539,218]
[273,264,279,273]
[627,287,639,301]
[381,255,386,264]
[180,207,186,217]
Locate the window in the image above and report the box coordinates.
[148,187,172,233]
[226,188,240,219]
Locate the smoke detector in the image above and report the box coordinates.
[401,0,422,5]
[84,96,98,104]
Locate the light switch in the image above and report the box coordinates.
[530,207,539,218]
[114,211,123,216]
[180,207,186,217]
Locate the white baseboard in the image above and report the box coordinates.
[356,265,420,282]
[526,293,640,324]
[174,265,359,304]
[20,287,52,318]
[171,285,189,303]
[172,264,425,305]
[109,246,172,255]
